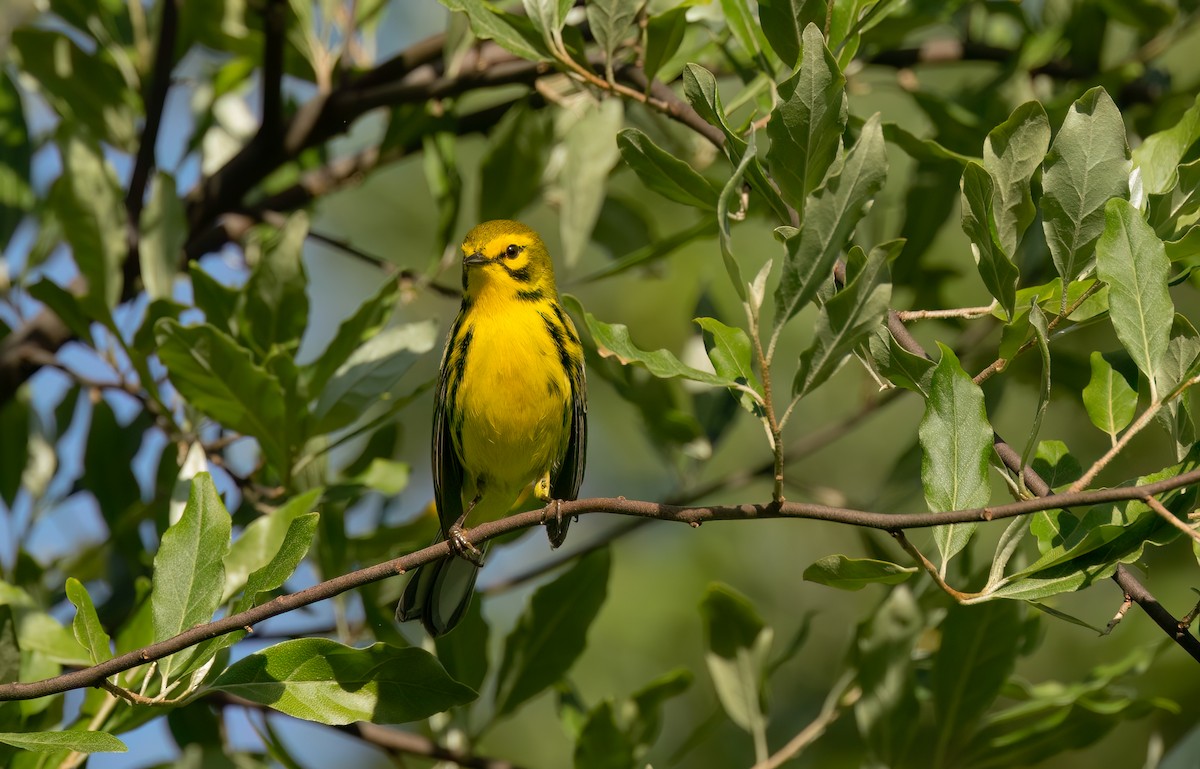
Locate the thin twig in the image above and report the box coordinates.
[891,531,973,601]
[895,303,996,321]
[750,684,860,769]
[5,473,1200,702]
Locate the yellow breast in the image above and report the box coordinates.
[452,294,572,494]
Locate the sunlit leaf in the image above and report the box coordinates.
[211,639,476,724]
[1082,351,1137,438]
[803,555,916,590]
[1041,87,1129,285]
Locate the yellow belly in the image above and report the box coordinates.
[453,305,571,503]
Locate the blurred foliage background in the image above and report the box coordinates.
[3,0,1200,767]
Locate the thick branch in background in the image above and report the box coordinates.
[2,472,1198,703]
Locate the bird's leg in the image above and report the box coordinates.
[534,473,564,529]
[448,491,485,566]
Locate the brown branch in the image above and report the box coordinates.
[122,0,179,298]
[4,472,1200,702]
[881,310,1200,661]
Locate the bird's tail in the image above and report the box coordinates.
[396,534,486,637]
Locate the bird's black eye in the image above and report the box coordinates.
[505,244,521,259]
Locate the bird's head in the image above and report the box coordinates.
[459,220,557,298]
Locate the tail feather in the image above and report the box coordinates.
[397,536,485,637]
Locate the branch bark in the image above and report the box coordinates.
[2,471,1199,702]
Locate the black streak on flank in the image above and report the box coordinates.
[447,325,473,412]
[516,288,545,302]
[550,302,580,345]
[541,312,573,380]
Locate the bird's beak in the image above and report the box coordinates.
[463,251,489,266]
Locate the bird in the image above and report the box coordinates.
[397,220,587,637]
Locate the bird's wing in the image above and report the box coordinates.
[433,315,466,536]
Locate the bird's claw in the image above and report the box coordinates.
[448,525,484,566]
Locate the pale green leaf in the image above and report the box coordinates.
[1041,87,1130,285]
[983,101,1050,255]
[1094,198,1173,394]
[0,731,126,754]
[211,639,476,724]
[774,113,887,329]
[1082,352,1137,438]
[961,162,1018,320]
[66,578,111,665]
[793,240,894,396]
[766,24,847,210]
[616,128,720,210]
[920,345,993,564]
[803,555,915,590]
[151,473,231,682]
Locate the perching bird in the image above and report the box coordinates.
[397,220,587,637]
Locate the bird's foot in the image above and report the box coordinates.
[448,525,484,566]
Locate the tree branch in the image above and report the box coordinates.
[122,0,179,298]
[3,472,1199,702]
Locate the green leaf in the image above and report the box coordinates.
[188,264,240,334]
[700,584,771,736]
[643,7,687,85]
[983,101,1050,255]
[10,29,136,149]
[629,668,694,748]
[435,596,490,694]
[156,320,291,470]
[758,0,826,69]
[210,639,476,724]
[0,731,126,754]
[576,304,740,388]
[0,71,32,251]
[479,101,552,221]
[682,65,793,224]
[766,24,847,211]
[1095,198,1173,394]
[313,320,437,433]
[522,0,571,45]
[930,601,1022,765]
[50,133,125,315]
[960,162,1019,320]
[616,128,721,210]
[0,394,29,507]
[803,555,916,590]
[495,548,610,718]
[443,0,549,61]
[793,240,894,396]
[151,473,231,682]
[774,113,887,329]
[882,121,976,166]
[586,0,639,79]
[25,279,95,344]
[574,700,635,769]
[140,172,185,301]
[1082,352,1137,438]
[1020,303,1051,477]
[304,280,397,394]
[695,317,761,400]
[853,586,921,767]
[1133,93,1200,196]
[868,325,934,397]
[719,0,764,60]
[241,213,310,354]
[1030,440,1082,491]
[919,344,993,564]
[559,98,623,266]
[0,581,89,666]
[1041,87,1130,285]
[182,512,321,679]
[65,578,111,665]
[223,488,323,603]
[344,458,410,495]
